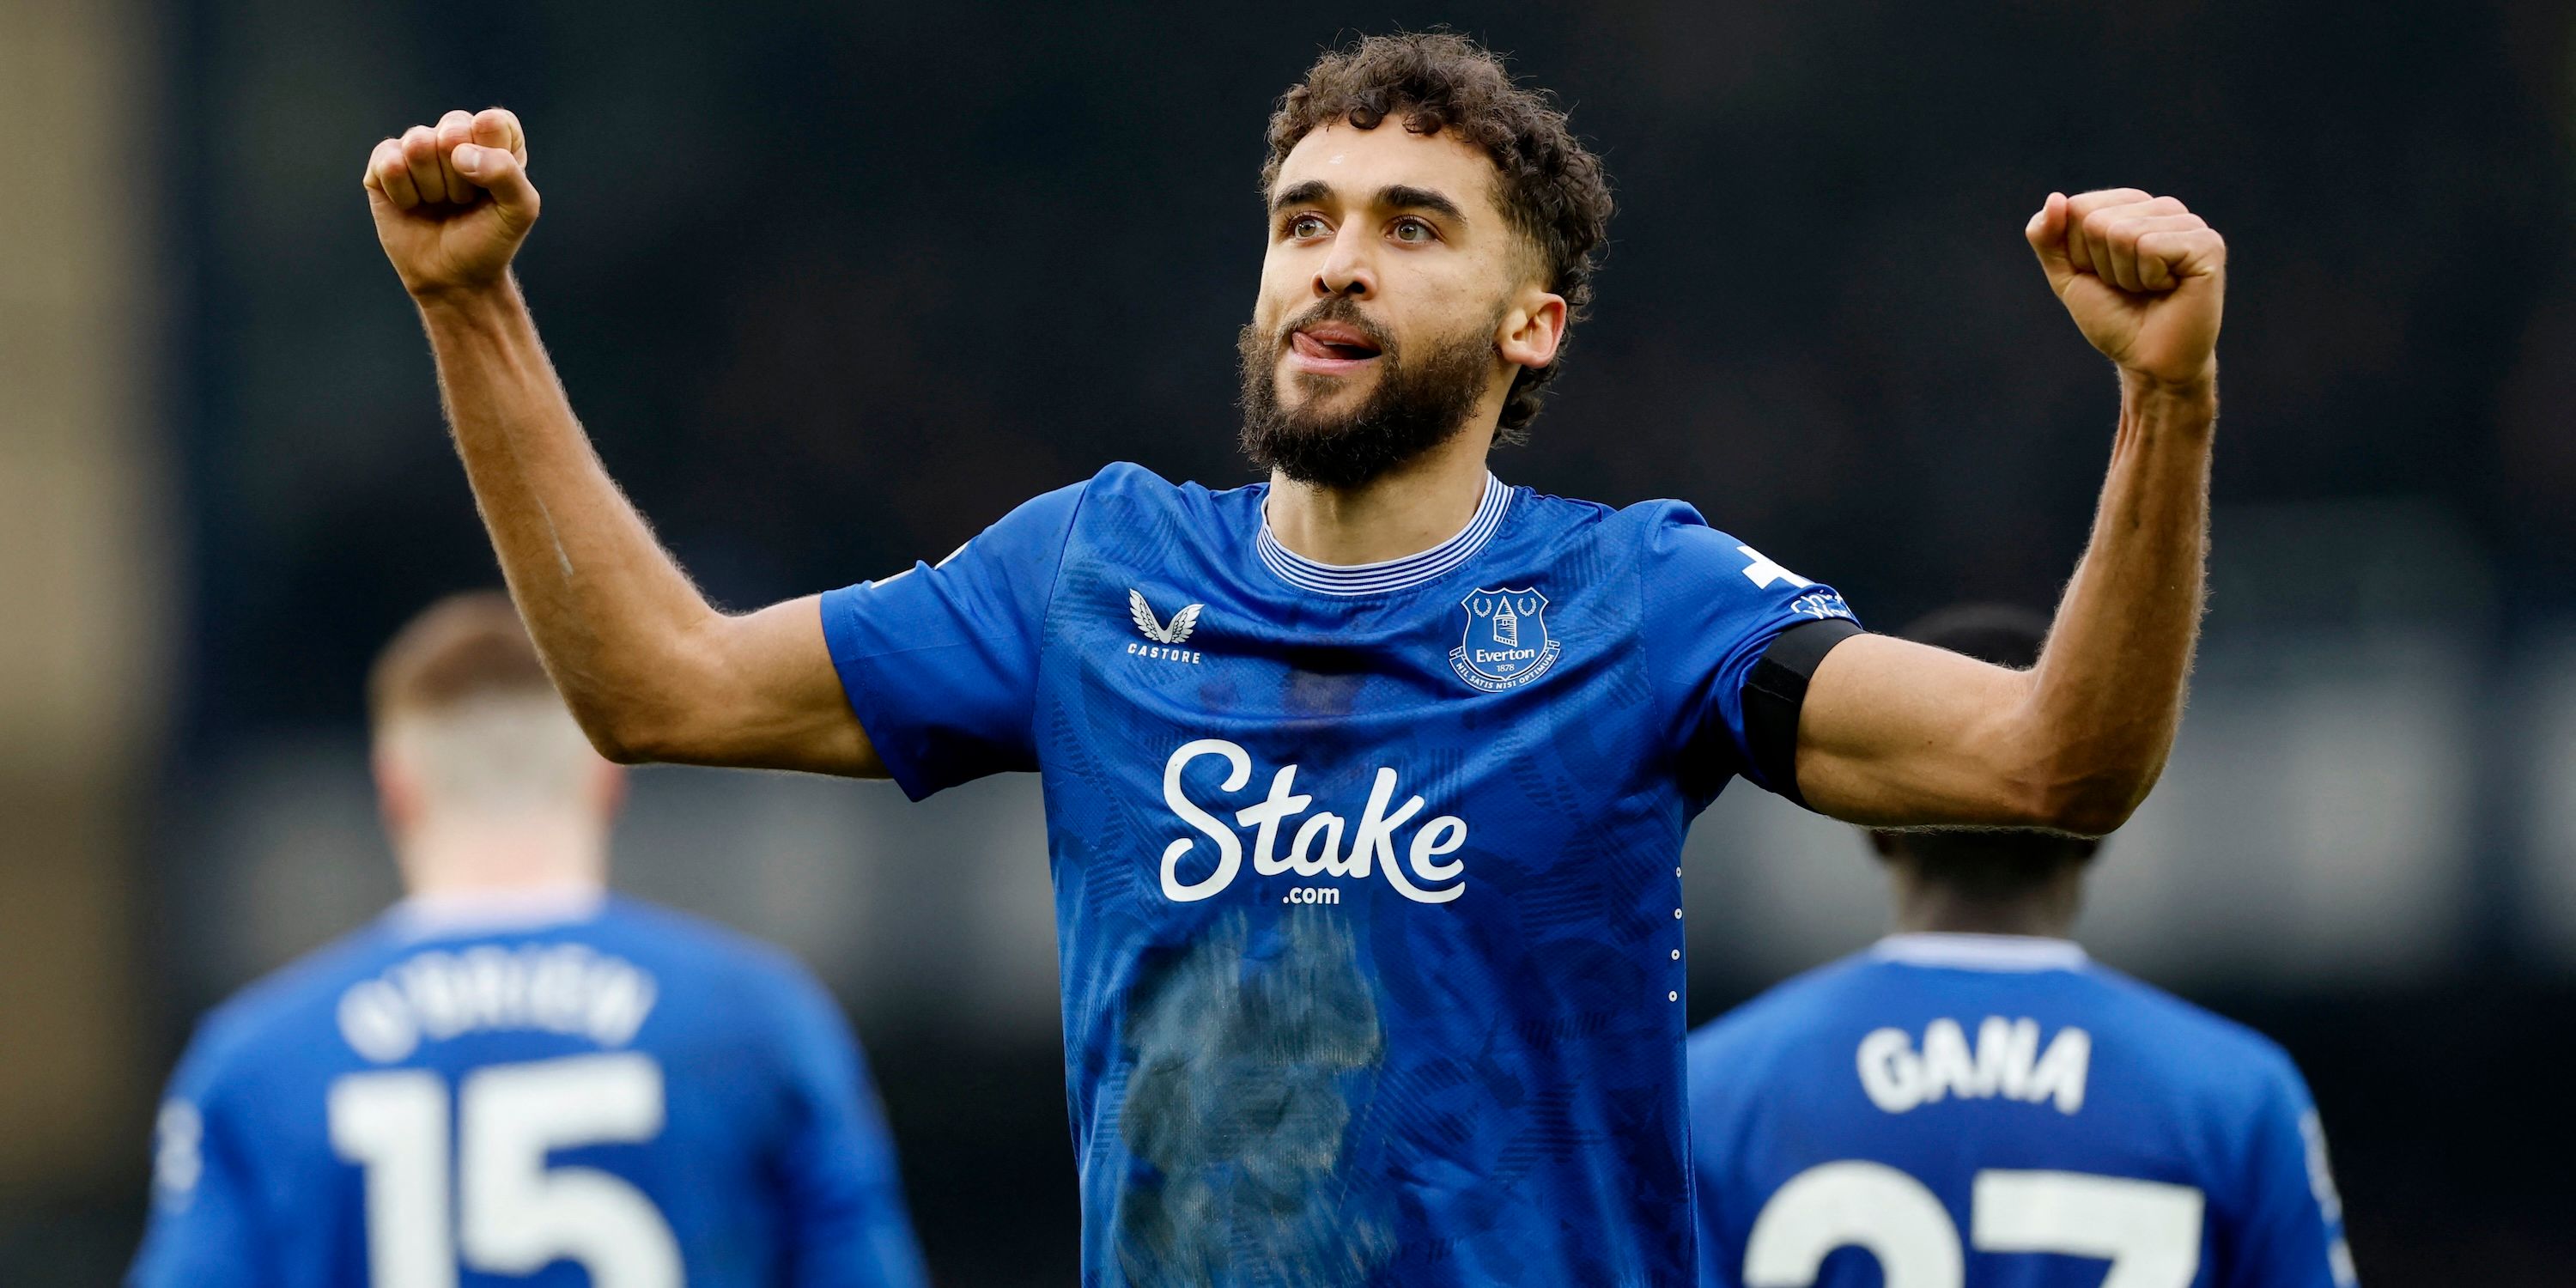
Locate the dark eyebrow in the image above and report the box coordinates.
[1377,184,1466,224]
[1270,179,1333,214]
[1267,179,1467,226]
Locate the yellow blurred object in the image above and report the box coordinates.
[0,0,168,1194]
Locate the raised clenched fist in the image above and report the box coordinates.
[363,107,538,300]
[2025,189,2227,390]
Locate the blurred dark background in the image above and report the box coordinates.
[4,0,2573,1283]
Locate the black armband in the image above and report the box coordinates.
[1743,617,1865,806]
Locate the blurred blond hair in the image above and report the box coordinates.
[369,592,598,818]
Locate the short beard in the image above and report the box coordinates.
[1237,299,1499,490]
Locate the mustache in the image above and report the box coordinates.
[1271,298,1396,355]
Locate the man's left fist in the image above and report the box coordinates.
[2026,189,2226,390]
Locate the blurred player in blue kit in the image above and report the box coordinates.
[128,594,928,1288]
[1689,605,2356,1288]
[363,28,2233,1284]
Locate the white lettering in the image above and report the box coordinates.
[2026,1027,2091,1115]
[339,980,420,1063]
[584,964,656,1048]
[1921,1018,1982,1103]
[1124,641,1203,665]
[1287,812,1351,877]
[1855,1018,2090,1115]
[1360,768,1443,902]
[1161,739,1249,901]
[337,947,659,1063]
[1857,1028,1927,1112]
[1157,740,1467,905]
[1980,1016,2041,1101]
[1239,767,1312,877]
[460,947,520,1032]
[398,955,466,1039]
[1407,816,1467,884]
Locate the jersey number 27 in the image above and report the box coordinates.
[1746,1161,2205,1288]
[328,1052,682,1288]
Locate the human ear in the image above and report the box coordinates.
[1497,289,1566,372]
[374,743,423,838]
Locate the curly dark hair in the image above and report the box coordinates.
[1261,32,1613,442]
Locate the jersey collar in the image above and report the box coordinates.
[1871,933,2090,973]
[1255,473,1512,598]
[386,884,608,940]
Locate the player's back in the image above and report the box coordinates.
[1687,933,2354,1288]
[130,891,927,1288]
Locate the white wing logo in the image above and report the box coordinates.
[1129,589,1204,645]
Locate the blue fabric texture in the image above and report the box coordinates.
[823,463,1856,1285]
[1687,944,2356,1288]
[126,896,928,1288]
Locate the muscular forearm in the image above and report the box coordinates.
[1786,188,2225,833]
[416,277,724,757]
[367,109,875,775]
[1795,375,2212,835]
[2013,372,2215,830]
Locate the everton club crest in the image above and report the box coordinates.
[1450,587,1563,692]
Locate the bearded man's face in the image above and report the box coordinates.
[1242,119,1537,488]
[1237,296,1502,489]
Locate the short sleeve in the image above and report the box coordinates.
[820,480,1087,799]
[2221,1060,2358,1288]
[1638,503,1861,800]
[126,1045,266,1288]
[761,968,932,1288]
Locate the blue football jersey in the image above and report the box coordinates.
[820,463,1859,1285]
[128,892,928,1288]
[1686,934,2356,1288]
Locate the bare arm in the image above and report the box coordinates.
[1795,189,2225,835]
[365,108,880,775]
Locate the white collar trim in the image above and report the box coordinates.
[388,885,607,939]
[1871,933,2089,973]
[1256,473,1511,597]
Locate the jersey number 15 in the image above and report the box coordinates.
[328,1052,683,1288]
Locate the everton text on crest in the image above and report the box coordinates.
[1450,587,1563,692]
[1158,739,1467,906]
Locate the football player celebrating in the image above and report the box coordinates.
[362,32,2225,1284]
[1687,605,2356,1288]
[128,595,928,1287]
